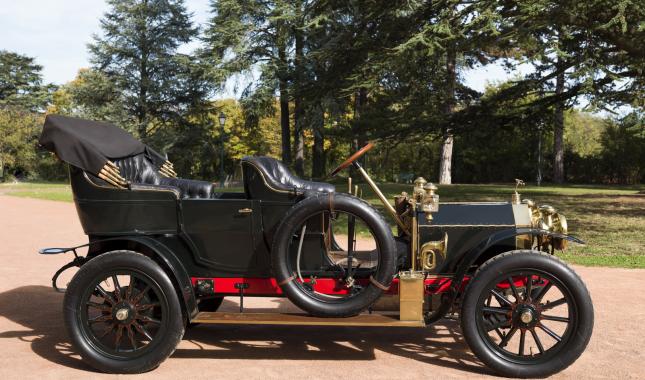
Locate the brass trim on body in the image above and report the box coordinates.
[410,202,418,271]
[81,171,180,199]
[419,224,518,228]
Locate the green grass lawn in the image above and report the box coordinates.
[2,180,643,268]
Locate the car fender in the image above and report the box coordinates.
[426,228,584,323]
[87,236,198,319]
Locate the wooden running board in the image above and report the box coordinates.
[192,312,426,327]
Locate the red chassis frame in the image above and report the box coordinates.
[190,275,544,297]
[191,276,468,297]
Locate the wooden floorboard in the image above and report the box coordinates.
[192,312,426,327]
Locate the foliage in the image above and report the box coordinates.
[88,0,215,139]
[0,50,54,111]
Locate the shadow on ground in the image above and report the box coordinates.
[0,286,488,375]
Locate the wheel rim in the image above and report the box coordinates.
[475,269,578,364]
[78,270,169,359]
[286,210,382,302]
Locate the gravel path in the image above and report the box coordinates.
[0,195,643,379]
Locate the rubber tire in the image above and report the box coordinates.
[461,250,594,378]
[64,250,185,374]
[271,193,397,317]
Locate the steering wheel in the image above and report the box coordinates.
[329,142,374,176]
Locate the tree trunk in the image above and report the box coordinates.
[312,103,325,178]
[553,61,565,184]
[293,27,305,176]
[138,54,148,140]
[354,87,367,150]
[277,39,291,166]
[439,43,456,185]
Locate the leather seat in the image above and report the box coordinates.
[241,156,334,201]
[112,153,215,199]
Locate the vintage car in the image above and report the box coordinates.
[38,114,593,377]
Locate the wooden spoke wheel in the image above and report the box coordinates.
[64,251,184,373]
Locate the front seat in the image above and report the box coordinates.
[241,156,335,201]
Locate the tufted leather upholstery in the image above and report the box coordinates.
[241,156,334,201]
[112,153,215,199]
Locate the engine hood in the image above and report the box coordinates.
[419,202,532,228]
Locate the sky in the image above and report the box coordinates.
[0,0,525,98]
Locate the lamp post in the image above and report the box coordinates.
[219,112,227,188]
[536,123,543,187]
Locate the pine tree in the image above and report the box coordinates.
[89,0,208,140]
[0,50,52,111]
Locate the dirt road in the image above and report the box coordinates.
[0,195,643,379]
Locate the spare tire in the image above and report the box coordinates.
[271,193,397,317]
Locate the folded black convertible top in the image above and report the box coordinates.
[39,114,165,176]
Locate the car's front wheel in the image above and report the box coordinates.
[461,250,593,378]
[63,250,185,373]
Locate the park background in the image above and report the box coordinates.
[0,0,643,268]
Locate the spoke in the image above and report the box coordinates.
[125,276,134,301]
[112,275,122,301]
[89,314,113,324]
[139,315,161,325]
[127,325,137,350]
[542,297,567,310]
[541,314,570,323]
[538,323,562,342]
[485,317,510,332]
[97,324,115,339]
[507,276,520,302]
[525,275,533,301]
[530,328,545,354]
[533,282,553,302]
[490,289,513,307]
[87,301,111,312]
[519,329,526,356]
[114,325,124,351]
[346,215,356,281]
[136,302,160,311]
[133,321,154,341]
[132,285,151,304]
[499,326,518,348]
[482,306,511,315]
[95,285,115,305]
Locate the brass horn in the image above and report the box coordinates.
[419,233,448,271]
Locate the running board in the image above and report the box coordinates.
[192,312,426,327]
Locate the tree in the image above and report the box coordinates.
[0,50,53,111]
[493,0,644,182]
[89,0,212,140]
[204,0,298,166]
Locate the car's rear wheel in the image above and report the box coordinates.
[461,250,593,378]
[64,250,184,373]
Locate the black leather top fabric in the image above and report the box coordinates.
[113,154,215,199]
[241,156,334,200]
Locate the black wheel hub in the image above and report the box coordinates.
[513,304,539,329]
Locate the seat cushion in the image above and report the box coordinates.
[241,156,334,200]
[112,153,215,199]
[159,177,214,199]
